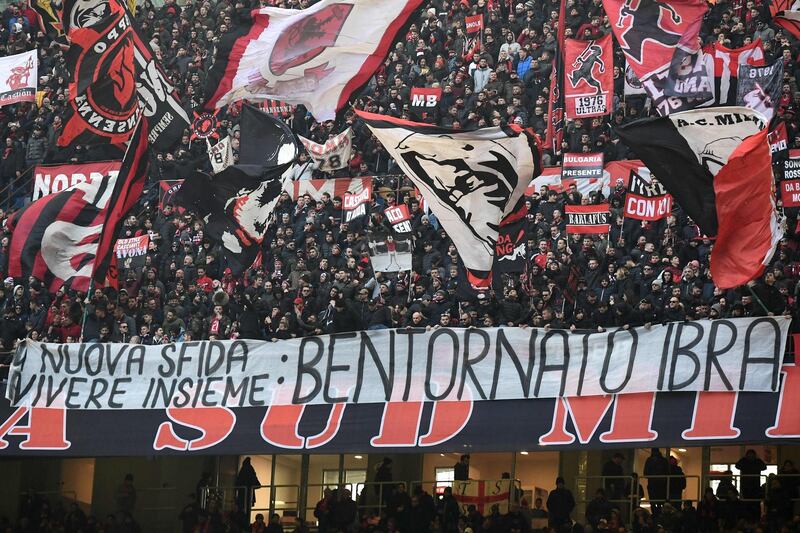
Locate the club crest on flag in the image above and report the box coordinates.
[191,110,220,141]
[6,56,33,90]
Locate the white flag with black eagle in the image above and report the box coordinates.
[357,111,542,287]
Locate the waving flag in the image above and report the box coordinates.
[604,0,708,115]
[59,0,189,150]
[357,111,541,287]
[616,107,781,288]
[204,0,423,120]
[8,119,150,292]
[176,165,290,274]
[770,0,800,39]
[59,0,139,147]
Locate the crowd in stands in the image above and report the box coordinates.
[0,0,797,351]
[0,0,799,530]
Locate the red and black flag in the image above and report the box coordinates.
[59,0,139,148]
[357,110,542,288]
[564,34,614,119]
[8,118,150,293]
[59,0,189,150]
[604,0,708,115]
[616,107,781,289]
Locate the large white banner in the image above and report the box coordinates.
[0,50,37,107]
[6,317,790,410]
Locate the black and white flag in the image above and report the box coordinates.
[737,59,784,121]
[357,111,541,287]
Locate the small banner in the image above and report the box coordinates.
[495,218,526,273]
[115,235,149,258]
[769,122,789,156]
[785,156,800,180]
[208,136,233,174]
[737,59,784,121]
[300,128,354,172]
[114,235,150,272]
[564,34,613,119]
[385,203,412,235]
[465,14,483,34]
[453,480,513,515]
[410,87,442,118]
[561,152,604,179]
[624,171,672,221]
[566,204,610,234]
[343,186,371,223]
[0,50,37,107]
[33,161,121,201]
[780,180,800,208]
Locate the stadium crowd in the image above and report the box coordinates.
[0,0,800,530]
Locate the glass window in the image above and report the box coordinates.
[435,467,455,494]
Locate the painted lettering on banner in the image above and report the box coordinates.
[5,317,790,410]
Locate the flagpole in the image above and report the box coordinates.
[544,0,566,154]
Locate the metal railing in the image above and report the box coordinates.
[573,474,701,521]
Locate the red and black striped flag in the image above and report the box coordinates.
[8,118,150,293]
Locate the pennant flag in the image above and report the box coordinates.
[368,203,413,272]
[176,165,291,274]
[357,110,541,287]
[566,204,610,234]
[562,152,604,179]
[59,0,188,150]
[204,0,424,120]
[0,51,37,107]
[299,128,353,172]
[604,0,708,115]
[208,136,234,174]
[624,171,672,221]
[239,104,299,168]
[616,107,781,288]
[564,34,614,119]
[736,59,783,121]
[8,118,150,293]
